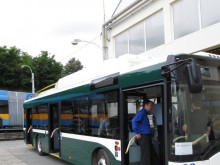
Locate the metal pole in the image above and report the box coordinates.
[163,77,169,165]
[32,72,35,94]
[21,65,35,94]
[102,0,106,23]
[16,92,19,126]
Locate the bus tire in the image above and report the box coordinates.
[37,136,45,156]
[92,149,111,165]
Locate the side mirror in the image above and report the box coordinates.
[184,60,203,93]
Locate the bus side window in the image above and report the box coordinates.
[32,107,39,129]
[76,96,89,135]
[38,104,48,130]
[105,91,119,139]
[90,91,119,139]
[60,100,75,133]
[90,93,109,137]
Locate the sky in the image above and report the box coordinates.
[0,0,135,67]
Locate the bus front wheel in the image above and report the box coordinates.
[37,137,45,156]
[92,149,111,165]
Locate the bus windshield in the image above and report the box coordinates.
[170,56,220,162]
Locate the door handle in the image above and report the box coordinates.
[27,125,33,133]
[50,127,59,138]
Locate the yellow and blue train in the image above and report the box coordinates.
[0,90,30,128]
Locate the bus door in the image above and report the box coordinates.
[25,108,33,144]
[49,103,60,155]
[123,85,164,165]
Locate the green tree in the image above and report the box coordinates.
[0,46,84,92]
[33,51,63,91]
[63,57,83,76]
[20,52,33,66]
[0,46,22,90]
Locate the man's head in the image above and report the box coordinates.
[143,100,154,112]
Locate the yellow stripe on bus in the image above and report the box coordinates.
[61,114,109,120]
[32,114,48,120]
[30,113,110,121]
[0,114,9,120]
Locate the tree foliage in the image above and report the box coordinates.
[0,46,21,90]
[63,57,83,76]
[33,51,63,90]
[0,46,83,92]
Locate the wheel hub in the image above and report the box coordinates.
[98,156,106,165]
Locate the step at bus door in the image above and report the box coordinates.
[49,103,60,155]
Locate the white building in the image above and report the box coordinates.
[102,0,220,60]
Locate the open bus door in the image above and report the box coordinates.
[25,108,33,144]
[49,103,60,157]
[125,93,145,164]
[123,85,164,165]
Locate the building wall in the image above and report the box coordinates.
[105,0,220,59]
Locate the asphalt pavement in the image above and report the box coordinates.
[0,140,71,165]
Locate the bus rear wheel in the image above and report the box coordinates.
[92,149,111,165]
[37,137,45,156]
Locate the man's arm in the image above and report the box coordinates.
[132,111,143,139]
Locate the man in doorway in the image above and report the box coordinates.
[132,100,154,165]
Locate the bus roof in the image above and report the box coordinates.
[24,52,219,105]
[24,54,167,105]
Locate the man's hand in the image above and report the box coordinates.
[182,124,187,132]
[136,134,141,139]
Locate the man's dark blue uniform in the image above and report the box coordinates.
[132,108,151,135]
[132,100,154,165]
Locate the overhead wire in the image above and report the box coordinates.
[62,0,124,63]
[111,0,123,18]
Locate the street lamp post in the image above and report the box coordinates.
[71,39,106,59]
[21,65,35,94]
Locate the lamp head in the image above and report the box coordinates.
[71,39,81,45]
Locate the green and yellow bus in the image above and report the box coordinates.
[24,53,220,165]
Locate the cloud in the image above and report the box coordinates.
[0,0,136,67]
[48,21,101,37]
